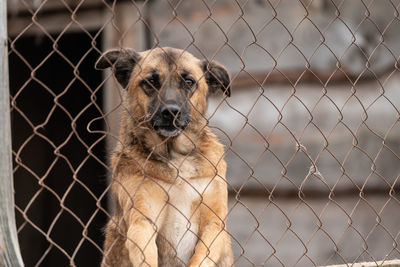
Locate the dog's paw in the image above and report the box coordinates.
[188,257,217,267]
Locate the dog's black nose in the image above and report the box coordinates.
[161,104,180,121]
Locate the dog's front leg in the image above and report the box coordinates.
[189,179,231,267]
[120,182,167,267]
[125,214,158,267]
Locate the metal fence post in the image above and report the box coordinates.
[0,1,24,266]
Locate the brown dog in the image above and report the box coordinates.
[95,47,233,267]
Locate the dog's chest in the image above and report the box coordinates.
[157,157,210,265]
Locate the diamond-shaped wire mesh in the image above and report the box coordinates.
[5,0,400,266]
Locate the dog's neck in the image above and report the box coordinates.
[111,110,224,183]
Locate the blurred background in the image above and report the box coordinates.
[6,0,400,266]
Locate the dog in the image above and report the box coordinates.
[95,47,233,267]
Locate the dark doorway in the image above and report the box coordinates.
[9,31,108,267]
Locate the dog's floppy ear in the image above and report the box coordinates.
[95,48,140,88]
[201,60,231,97]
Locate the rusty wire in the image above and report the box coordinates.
[6,0,400,266]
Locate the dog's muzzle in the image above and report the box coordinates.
[150,103,190,137]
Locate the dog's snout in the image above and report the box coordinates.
[150,100,190,137]
[161,104,180,121]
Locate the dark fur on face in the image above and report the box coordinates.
[95,47,230,139]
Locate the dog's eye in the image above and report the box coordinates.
[143,77,159,89]
[183,79,195,88]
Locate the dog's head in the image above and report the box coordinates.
[95,47,230,138]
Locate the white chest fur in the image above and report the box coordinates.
[157,155,211,265]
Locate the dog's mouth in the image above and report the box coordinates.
[151,122,188,137]
[153,125,181,137]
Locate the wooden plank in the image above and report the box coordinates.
[7,6,107,36]
[0,1,24,267]
[230,65,396,90]
[7,0,102,15]
[323,260,400,267]
[101,1,147,213]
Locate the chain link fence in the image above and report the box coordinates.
[3,0,400,266]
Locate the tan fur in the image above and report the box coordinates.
[100,47,233,267]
